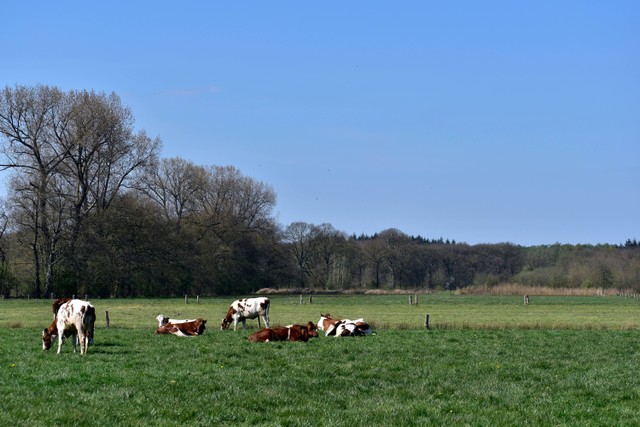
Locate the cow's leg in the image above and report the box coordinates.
[263,314,270,328]
[79,334,89,353]
[56,333,64,354]
[233,319,238,331]
[242,319,247,330]
[72,334,78,353]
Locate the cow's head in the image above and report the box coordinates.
[156,314,168,327]
[42,328,54,351]
[195,319,207,335]
[221,307,237,330]
[318,314,334,331]
[306,321,319,338]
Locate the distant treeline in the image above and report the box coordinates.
[0,85,638,298]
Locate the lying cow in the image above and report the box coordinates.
[42,299,96,355]
[318,313,371,337]
[248,323,313,342]
[286,321,319,338]
[156,314,196,327]
[221,297,270,331]
[155,318,207,336]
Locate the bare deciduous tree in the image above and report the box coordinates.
[0,85,160,296]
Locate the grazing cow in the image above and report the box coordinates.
[155,318,207,336]
[156,314,196,328]
[221,297,270,331]
[42,298,73,343]
[247,324,311,342]
[318,313,371,337]
[42,299,96,355]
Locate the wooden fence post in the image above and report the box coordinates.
[184,294,188,304]
[425,313,430,329]
[105,311,110,328]
[415,294,418,305]
[300,294,303,304]
[409,295,413,305]
[309,295,313,304]
[524,295,529,305]
[196,295,200,304]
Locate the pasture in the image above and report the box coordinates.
[1,294,639,426]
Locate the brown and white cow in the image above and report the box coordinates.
[221,297,270,331]
[156,314,196,328]
[155,318,207,336]
[318,313,371,337]
[247,324,312,342]
[42,299,96,355]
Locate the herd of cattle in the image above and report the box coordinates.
[41,297,372,355]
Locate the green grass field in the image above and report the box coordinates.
[1,294,639,426]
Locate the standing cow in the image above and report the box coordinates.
[221,297,270,331]
[42,299,96,355]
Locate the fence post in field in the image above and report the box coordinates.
[300,294,303,304]
[105,311,110,328]
[425,313,430,329]
[415,294,419,305]
[196,295,200,304]
[85,294,88,300]
[72,294,75,299]
[524,295,529,305]
[409,295,412,305]
[184,294,188,304]
[309,295,313,304]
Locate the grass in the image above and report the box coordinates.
[2,293,639,330]
[1,294,639,426]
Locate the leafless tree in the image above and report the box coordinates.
[138,157,206,229]
[0,85,160,296]
[283,221,320,287]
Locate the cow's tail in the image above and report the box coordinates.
[83,305,97,344]
[263,299,270,328]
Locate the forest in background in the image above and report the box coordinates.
[0,85,638,298]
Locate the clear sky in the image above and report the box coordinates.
[2,1,638,246]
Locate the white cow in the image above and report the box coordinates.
[221,297,270,331]
[42,299,96,355]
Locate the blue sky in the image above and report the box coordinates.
[2,1,638,246]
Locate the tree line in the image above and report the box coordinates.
[0,85,638,298]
